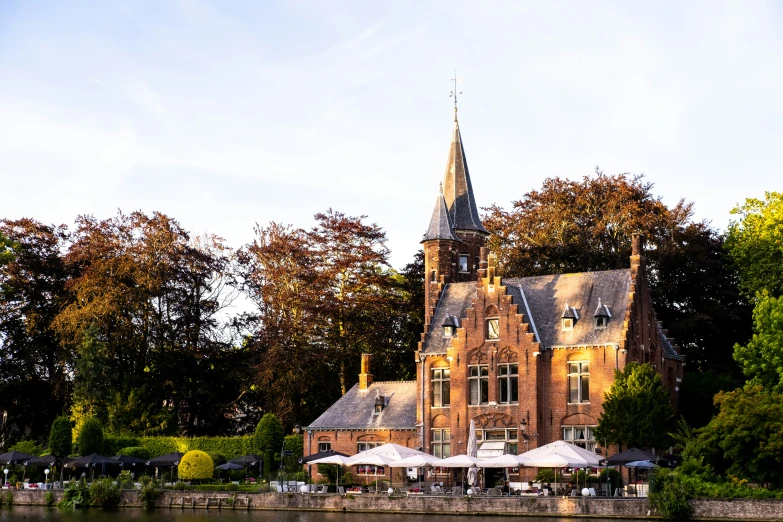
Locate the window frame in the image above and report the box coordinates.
[567,361,590,404]
[459,254,469,273]
[563,425,597,452]
[356,442,383,475]
[432,429,451,458]
[486,318,500,340]
[469,365,489,405]
[318,442,331,453]
[498,363,519,404]
[431,368,451,408]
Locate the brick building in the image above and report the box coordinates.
[304,113,684,483]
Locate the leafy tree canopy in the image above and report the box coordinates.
[687,384,783,488]
[253,413,284,453]
[726,191,783,299]
[483,171,750,373]
[594,362,675,449]
[733,291,783,391]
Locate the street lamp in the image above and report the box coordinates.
[45,468,50,487]
[3,468,7,486]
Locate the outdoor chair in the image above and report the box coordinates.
[487,487,501,497]
[589,488,597,497]
[337,486,345,494]
[626,486,637,497]
[570,489,577,497]
[451,487,463,496]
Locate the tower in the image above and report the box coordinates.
[421,115,489,326]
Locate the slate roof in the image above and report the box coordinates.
[307,381,417,430]
[441,120,488,234]
[424,282,478,354]
[422,186,460,242]
[422,269,635,352]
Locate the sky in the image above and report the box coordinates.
[1,0,782,269]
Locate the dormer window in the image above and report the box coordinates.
[561,301,579,331]
[593,298,611,329]
[443,316,458,338]
[374,395,385,415]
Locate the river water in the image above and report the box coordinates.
[0,507,645,522]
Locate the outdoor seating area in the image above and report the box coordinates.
[300,439,661,500]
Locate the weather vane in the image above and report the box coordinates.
[450,71,462,121]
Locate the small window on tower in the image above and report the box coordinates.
[459,255,469,272]
[431,270,437,283]
[487,318,500,339]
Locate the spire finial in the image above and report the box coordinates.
[439,182,443,194]
[450,70,461,122]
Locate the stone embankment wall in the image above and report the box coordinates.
[4,489,782,520]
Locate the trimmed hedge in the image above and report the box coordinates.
[104,435,140,456]
[117,446,151,459]
[139,435,253,459]
[179,450,214,481]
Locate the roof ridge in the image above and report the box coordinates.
[504,268,631,281]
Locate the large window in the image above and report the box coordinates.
[318,442,331,452]
[568,361,590,403]
[563,426,597,452]
[459,254,469,272]
[498,364,518,404]
[432,368,450,407]
[480,429,519,454]
[432,429,451,458]
[487,318,500,339]
[356,442,383,475]
[469,365,489,405]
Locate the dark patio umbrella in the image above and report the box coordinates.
[0,451,35,465]
[112,455,147,467]
[298,450,348,465]
[601,448,668,466]
[147,452,184,466]
[25,455,72,467]
[216,462,244,470]
[229,454,263,466]
[66,454,116,468]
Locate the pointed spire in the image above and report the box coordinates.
[441,120,489,235]
[422,183,460,243]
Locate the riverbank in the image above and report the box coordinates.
[3,489,782,521]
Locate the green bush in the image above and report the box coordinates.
[58,478,91,509]
[535,469,555,483]
[44,491,55,506]
[138,435,252,460]
[49,416,73,458]
[178,450,214,481]
[104,435,140,456]
[4,490,13,506]
[77,418,105,456]
[598,468,624,490]
[117,446,151,459]
[225,483,239,491]
[140,477,161,509]
[649,469,694,521]
[207,452,226,466]
[263,449,275,480]
[89,478,121,509]
[253,414,283,453]
[10,439,42,456]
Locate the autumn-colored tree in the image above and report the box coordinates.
[54,211,245,436]
[0,219,73,444]
[309,209,394,395]
[483,172,750,422]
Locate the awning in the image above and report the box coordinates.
[477,441,506,458]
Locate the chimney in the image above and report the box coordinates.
[478,247,489,279]
[631,232,644,270]
[359,353,373,390]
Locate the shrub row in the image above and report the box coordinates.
[102,434,253,459]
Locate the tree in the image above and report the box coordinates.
[726,192,783,299]
[0,219,73,444]
[253,413,284,454]
[178,450,214,481]
[483,172,751,375]
[77,417,104,456]
[594,362,675,449]
[49,416,72,457]
[687,384,783,487]
[733,291,783,391]
[0,230,16,266]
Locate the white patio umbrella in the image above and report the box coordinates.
[476,453,528,468]
[433,454,482,494]
[466,420,479,488]
[308,454,354,491]
[387,453,441,491]
[519,441,600,493]
[354,443,426,460]
[347,454,395,492]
